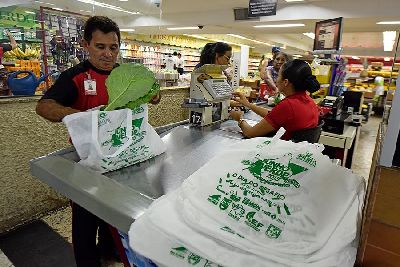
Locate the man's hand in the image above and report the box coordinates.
[149,92,161,105]
[36,99,80,122]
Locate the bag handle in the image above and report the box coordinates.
[91,109,133,158]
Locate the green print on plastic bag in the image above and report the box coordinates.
[98,112,111,127]
[101,117,144,150]
[170,246,188,259]
[296,152,317,167]
[169,247,222,266]
[188,253,202,265]
[265,224,282,239]
[207,171,294,237]
[242,153,308,188]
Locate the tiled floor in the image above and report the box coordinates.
[0,116,382,267]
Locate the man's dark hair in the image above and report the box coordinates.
[173,51,178,56]
[84,16,120,44]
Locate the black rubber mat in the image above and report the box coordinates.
[0,220,76,267]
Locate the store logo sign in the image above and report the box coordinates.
[0,7,37,28]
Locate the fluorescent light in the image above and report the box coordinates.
[119,0,128,1]
[52,7,63,11]
[377,21,400,25]
[76,0,140,15]
[227,34,272,46]
[351,56,360,60]
[292,54,302,58]
[303,32,315,39]
[285,0,304,2]
[254,23,305,28]
[25,11,36,14]
[120,28,135,32]
[167,27,199,30]
[384,57,391,61]
[183,34,209,40]
[383,31,397,51]
[227,34,248,40]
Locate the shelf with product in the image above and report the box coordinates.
[119,39,201,73]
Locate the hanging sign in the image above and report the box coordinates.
[248,0,277,17]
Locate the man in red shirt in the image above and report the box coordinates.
[36,16,160,267]
[230,59,320,140]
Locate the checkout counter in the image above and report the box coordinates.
[29,66,360,266]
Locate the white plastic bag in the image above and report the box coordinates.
[180,136,363,255]
[63,104,166,173]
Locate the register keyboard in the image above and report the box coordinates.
[203,79,232,99]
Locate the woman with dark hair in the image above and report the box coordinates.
[260,52,290,95]
[196,42,232,69]
[230,59,320,140]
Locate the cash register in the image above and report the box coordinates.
[320,96,351,134]
[182,64,232,126]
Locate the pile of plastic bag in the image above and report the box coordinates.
[129,129,365,267]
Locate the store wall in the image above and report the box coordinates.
[0,87,189,233]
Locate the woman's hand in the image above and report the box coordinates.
[229,108,244,122]
[231,92,250,107]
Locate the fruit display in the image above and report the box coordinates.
[3,46,41,60]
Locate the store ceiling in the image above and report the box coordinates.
[23,0,400,57]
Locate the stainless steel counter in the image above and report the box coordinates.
[29,104,354,233]
[30,120,245,233]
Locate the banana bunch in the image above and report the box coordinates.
[24,47,41,59]
[4,47,41,59]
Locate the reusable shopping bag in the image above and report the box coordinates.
[63,104,166,173]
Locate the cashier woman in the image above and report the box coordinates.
[230,59,320,140]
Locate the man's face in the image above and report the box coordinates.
[83,30,119,71]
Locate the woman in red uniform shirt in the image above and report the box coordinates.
[230,59,320,140]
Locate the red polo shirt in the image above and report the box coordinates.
[265,91,319,140]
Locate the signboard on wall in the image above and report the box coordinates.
[0,6,37,29]
[248,0,277,17]
[313,17,343,53]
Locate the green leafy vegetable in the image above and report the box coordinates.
[104,63,156,111]
[125,82,160,109]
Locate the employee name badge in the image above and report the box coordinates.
[84,72,97,95]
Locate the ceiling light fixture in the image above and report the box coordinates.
[167,27,199,30]
[120,28,135,32]
[52,7,63,11]
[183,34,209,40]
[76,0,140,15]
[285,0,304,2]
[227,34,272,46]
[377,21,400,25]
[292,54,303,58]
[25,11,36,14]
[303,32,315,39]
[383,31,397,51]
[254,23,305,28]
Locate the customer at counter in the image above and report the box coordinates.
[230,59,320,140]
[260,51,290,95]
[36,16,160,267]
